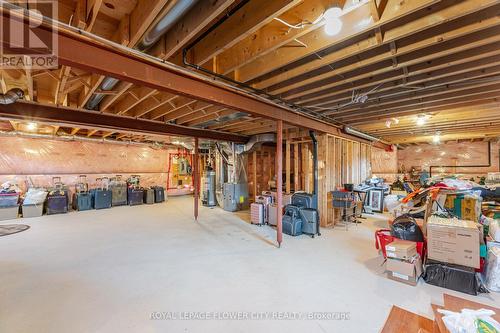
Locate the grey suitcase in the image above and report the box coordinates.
[282,205,302,236]
[143,188,155,204]
[110,175,127,206]
[300,208,320,238]
[268,204,278,227]
[250,203,265,225]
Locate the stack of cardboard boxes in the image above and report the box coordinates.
[385,240,423,286]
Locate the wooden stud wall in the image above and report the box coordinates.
[247,146,276,200]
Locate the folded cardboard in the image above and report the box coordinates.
[427,216,480,269]
[386,256,422,286]
[385,239,417,260]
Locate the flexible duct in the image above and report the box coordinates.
[344,126,380,142]
[0,88,24,104]
[242,133,276,153]
[85,0,199,110]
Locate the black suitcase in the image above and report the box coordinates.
[282,205,302,236]
[300,208,320,237]
[46,191,68,215]
[143,188,154,204]
[291,192,314,209]
[151,186,165,203]
[128,188,143,206]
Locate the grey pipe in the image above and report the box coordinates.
[85,0,199,110]
[0,88,24,104]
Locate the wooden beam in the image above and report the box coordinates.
[252,151,257,199]
[294,143,299,192]
[176,106,228,125]
[276,119,283,246]
[128,92,178,118]
[110,87,158,115]
[159,0,236,60]
[128,0,172,47]
[191,0,301,65]
[0,101,248,142]
[99,81,133,112]
[285,135,291,194]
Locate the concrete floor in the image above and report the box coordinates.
[1,196,499,333]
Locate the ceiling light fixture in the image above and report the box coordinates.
[323,6,343,36]
[416,115,427,126]
[385,120,392,128]
[432,132,441,144]
[26,122,37,131]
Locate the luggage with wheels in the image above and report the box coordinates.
[46,190,68,215]
[282,205,302,236]
[92,177,112,210]
[291,192,315,209]
[110,175,127,206]
[128,189,143,206]
[151,186,165,203]
[73,175,92,211]
[255,195,272,223]
[143,188,155,204]
[250,203,265,225]
[268,204,278,227]
[300,208,320,237]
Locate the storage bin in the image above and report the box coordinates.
[22,203,44,218]
[0,193,19,208]
[0,205,19,221]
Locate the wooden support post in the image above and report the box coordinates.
[285,137,291,194]
[252,151,257,200]
[303,143,310,193]
[276,120,283,247]
[194,137,199,221]
[294,143,299,193]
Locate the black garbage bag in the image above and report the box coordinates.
[390,214,425,242]
[423,260,489,296]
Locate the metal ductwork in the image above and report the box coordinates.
[85,0,199,110]
[344,126,380,142]
[309,130,319,210]
[194,112,249,129]
[0,88,24,104]
[242,133,276,153]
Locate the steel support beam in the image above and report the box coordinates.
[276,120,283,247]
[0,101,247,142]
[0,9,389,149]
[194,137,199,221]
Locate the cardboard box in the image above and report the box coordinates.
[385,240,417,260]
[427,216,480,269]
[0,205,19,221]
[386,256,423,286]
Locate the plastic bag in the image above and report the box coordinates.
[437,308,500,333]
[484,247,500,292]
[23,188,48,205]
[490,220,500,242]
[390,214,425,242]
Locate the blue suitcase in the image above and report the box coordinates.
[300,208,320,237]
[72,192,92,211]
[282,205,302,236]
[91,189,112,209]
[46,191,68,215]
[128,188,143,206]
[291,192,314,209]
[151,186,165,203]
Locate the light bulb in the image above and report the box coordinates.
[385,120,392,128]
[432,133,441,144]
[416,115,426,126]
[26,122,37,131]
[324,7,342,21]
[324,18,342,36]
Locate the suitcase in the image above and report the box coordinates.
[46,190,68,215]
[291,192,314,209]
[128,188,143,206]
[300,208,320,237]
[110,175,127,206]
[250,203,265,225]
[92,177,112,210]
[0,191,19,207]
[282,205,302,236]
[255,195,272,223]
[151,186,165,203]
[143,188,155,204]
[72,192,92,211]
[92,189,112,209]
[268,204,279,227]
